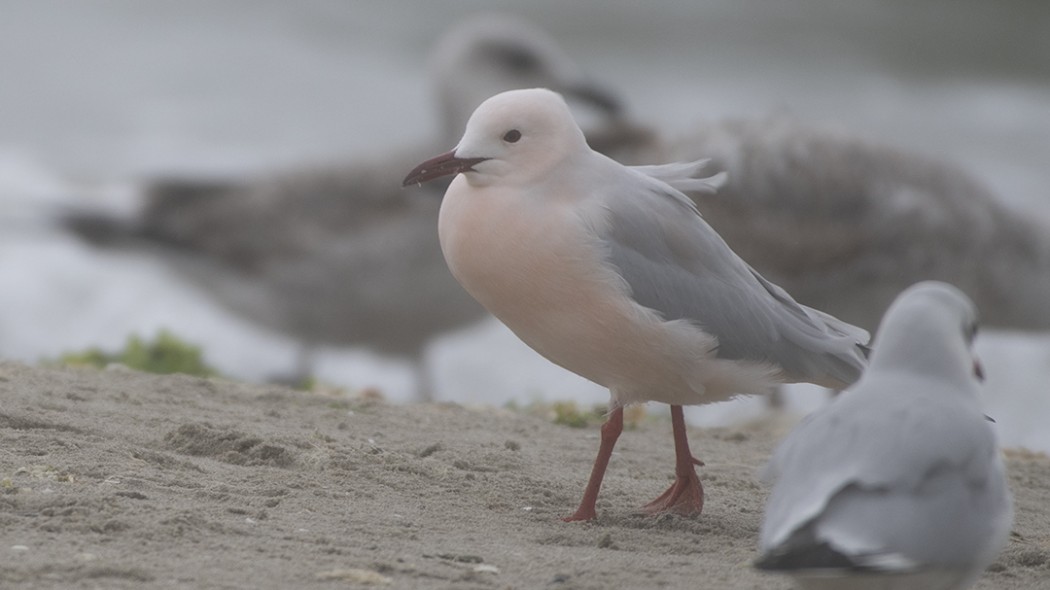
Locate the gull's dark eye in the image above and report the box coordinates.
[503,129,522,143]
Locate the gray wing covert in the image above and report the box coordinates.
[600,173,868,386]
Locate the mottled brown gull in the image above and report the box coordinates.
[62,15,625,394]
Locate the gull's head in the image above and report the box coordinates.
[403,88,590,189]
[870,281,984,384]
[430,14,621,141]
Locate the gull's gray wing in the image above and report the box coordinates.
[593,160,868,388]
[760,376,1011,570]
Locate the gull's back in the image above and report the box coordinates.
[594,156,870,390]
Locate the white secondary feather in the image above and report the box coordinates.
[628,160,727,195]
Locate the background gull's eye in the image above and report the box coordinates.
[503,129,522,143]
[488,43,541,74]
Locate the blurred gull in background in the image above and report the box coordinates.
[625,117,1050,333]
[59,14,624,395]
[756,281,1012,590]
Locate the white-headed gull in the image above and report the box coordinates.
[756,280,1013,589]
[403,88,870,521]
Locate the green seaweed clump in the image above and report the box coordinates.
[57,330,218,377]
[508,398,646,430]
[550,401,607,429]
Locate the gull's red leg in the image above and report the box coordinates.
[563,406,624,522]
[641,405,704,516]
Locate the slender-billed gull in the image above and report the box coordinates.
[756,281,1012,589]
[632,116,1050,332]
[403,88,869,521]
[61,15,624,393]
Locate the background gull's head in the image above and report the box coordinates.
[429,14,621,143]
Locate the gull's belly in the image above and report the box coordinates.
[438,184,706,398]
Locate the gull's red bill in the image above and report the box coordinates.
[402,150,489,187]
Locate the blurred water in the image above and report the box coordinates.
[2,1,1049,449]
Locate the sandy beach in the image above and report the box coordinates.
[1,361,1048,589]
